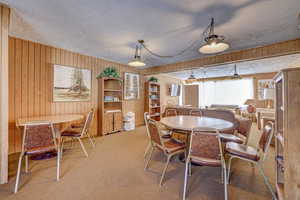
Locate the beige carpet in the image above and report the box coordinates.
[0,124,275,200]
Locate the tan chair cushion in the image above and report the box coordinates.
[25,145,56,155]
[157,139,185,154]
[226,142,260,161]
[219,133,244,144]
[191,156,221,167]
[61,128,82,137]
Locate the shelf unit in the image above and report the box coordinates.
[145,81,161,121]
[274,68,300,200]
[98,77,123,135]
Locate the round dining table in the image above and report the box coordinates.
[17,114,84,160]
[160,115,234,132]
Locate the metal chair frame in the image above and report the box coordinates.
[14,121,60,193]
[144,119,185,186]
[143,112,152,158]
[189,109,202,116]
[226,122,276,200]
[60,110,95,158]
[183,128,228,200]
[165,108,178,117]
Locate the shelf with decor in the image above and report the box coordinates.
[98,76,123,136]
[273,67,300,200]
[145,81,161,121]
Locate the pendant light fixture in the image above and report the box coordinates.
[231,64,242,79]
[128,41,146,67]
[187,70,196,80]
[199,18,230,54]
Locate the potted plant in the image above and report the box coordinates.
[148,76,158,82]
[97,67,120,78]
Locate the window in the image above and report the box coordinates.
[198,78,254,107]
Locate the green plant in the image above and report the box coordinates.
[97,67,120,78]
[149,76,158,82]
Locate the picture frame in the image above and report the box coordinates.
[124,72,140,100]
[53,64,92,102]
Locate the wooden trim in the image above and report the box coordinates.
[184,72,277,84]
[0,5,9,184]
[142,38,300,75]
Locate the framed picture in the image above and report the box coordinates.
[53,65,92,102]
[124,72,140,100]
[257,79,274,100]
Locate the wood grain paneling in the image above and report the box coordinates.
[0,5,10,184]
[143,38,300,75]
[8,37,145,154]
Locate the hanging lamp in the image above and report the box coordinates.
[128,42,146,67]
[199,18,230,54]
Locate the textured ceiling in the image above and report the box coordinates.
[166,54,300,80]
[2,0,300,67]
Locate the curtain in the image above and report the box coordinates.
[198,78,254,107]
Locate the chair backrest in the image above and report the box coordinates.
[22,122,57,153]
[147,119,163,147]
[258,122,274,157]
[189,109,202,116]
[165,108,177,117]
[188,128,224,165]
[237,118,252,144]
[81,109,94,136]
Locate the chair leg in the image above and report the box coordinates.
[144,146,154,170]
[143,142,151,158]
[257,163,277,200]
[188,161,192,176]
[227,156,234,183]
[56,149,60,181]
[25,155,29,173]
[77,138,88,157]
[14,153,24,193]
[182,158,190,200]
[60,137,65,160]
[223,166,228,200]
[87,133,95,148]
[159,155,171,187]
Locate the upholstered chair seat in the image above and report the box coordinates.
[61,127,82,137]
[25,145,56,155]
[219,133,244,144]
[158,138,185,153]
[190,156,221,167]
[226,142,260,161]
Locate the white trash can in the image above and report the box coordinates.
[124,112,135,131]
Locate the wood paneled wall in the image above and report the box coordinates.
[8,37,144,154]
[0,5,10,184]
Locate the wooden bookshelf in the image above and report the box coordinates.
[98,77,123,135]
[273,68,300,200]
[145,81,161,121]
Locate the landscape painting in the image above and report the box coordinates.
[53,65,91,102]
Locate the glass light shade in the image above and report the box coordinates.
[128,57,146,67]
[199,41,229,54]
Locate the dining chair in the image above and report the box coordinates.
[164,108,177,117]
[189,109,202,116]
[144,118,185,186]
[182,128,228,200]
[14,122,60,193]
[226,121,276,199]
[60,109,95,158]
